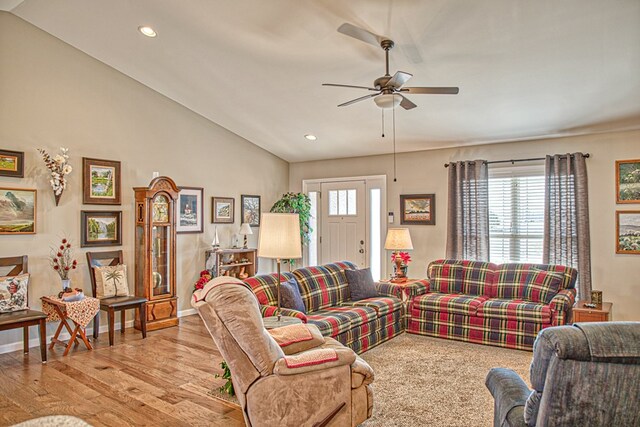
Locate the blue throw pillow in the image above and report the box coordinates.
[345,268,378,301]
[280,278,306,313]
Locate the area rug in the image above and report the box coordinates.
[360,333,532,427]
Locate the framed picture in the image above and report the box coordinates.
[616,159,640,204]
[616,211,640,254]
[0,188,36,234]
[0,149,24,178]
[400,194,435,225]
[241,195,261,227]
[177,187,204,233]
[83,158,121,205]
[212,196,234,224]
[81,210,122,247]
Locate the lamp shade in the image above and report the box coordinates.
[257,213,302,259]
[384,228,413,250]
[239,223,253,235]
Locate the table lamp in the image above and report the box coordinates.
[239,223,253,249]
[257,213,302,321]
[384,228,413,283]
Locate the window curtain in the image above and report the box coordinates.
[446,160,490,261]
[543,153,591,299]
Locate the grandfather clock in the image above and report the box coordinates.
[133,176,179,331]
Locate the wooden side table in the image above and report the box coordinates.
[41,295,100,356]
[572,301,612,323]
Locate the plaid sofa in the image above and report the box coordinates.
[407,259,577,351]
[243,261,406,354]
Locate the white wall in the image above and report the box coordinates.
[0,12,288,349]
[290,130,640,322]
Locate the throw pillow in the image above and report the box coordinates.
[280,278,306,313]
[0,273,29,312]
[429,262,463,294]
[94,264,129,298]
[520,268,564,304]
[345,268,378,301]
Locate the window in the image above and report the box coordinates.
[369,188,381,281]
[489,165,545,264]
[308,191,319,266]
[328,189,357,215]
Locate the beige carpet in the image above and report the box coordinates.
[360,333,532,427]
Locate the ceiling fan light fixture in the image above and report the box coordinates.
[374,93,401,109]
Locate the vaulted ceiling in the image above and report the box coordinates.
[5,0,640,161]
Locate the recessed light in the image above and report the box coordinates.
[304,134,317,141]
[138,26,157,38]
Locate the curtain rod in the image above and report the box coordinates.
[443,153,590,168]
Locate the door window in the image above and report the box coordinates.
[328,189,357,216]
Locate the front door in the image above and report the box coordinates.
[320,180,366,268]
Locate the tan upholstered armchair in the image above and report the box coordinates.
[192,277,374,427]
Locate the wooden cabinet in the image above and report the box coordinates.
[572,301,612,323]
[133,176,179,331]
[205,248,258,279]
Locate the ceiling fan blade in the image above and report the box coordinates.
[399,95,417,110]
[338,93,379,107]
[387,71,413,89]
[338,23,386,47]
[322,83,378,91]
[402,87,459,95]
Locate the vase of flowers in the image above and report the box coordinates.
[38,147,72,206]
[391,251,412,282]
[194,270,213,292]
[50,238,77,290]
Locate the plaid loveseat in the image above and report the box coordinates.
[243,262,405,354]
[407,259,577,351]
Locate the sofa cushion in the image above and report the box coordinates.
[520,268,564,304]
[307,306,377,337]
[413,293,487,316]
[340,297,402,317]
[345,268,378,301]
[244,272,296,306]
[294,263,354,312]
[495,263,577,299]
[459,260,497,297]
[280,278,306,313]
[428,260,464,294]
[478,298,552,323]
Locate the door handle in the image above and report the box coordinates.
[359,249,364,254]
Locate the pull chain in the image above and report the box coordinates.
[381,109,385,138]
[393,106,397,182]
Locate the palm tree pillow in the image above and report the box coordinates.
[94,265,129,298]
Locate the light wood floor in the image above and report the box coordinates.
[0,315,245,427]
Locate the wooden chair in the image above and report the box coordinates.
[0,256,47,363]
[86,250,147,346]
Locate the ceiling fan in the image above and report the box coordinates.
[323,23,459,110]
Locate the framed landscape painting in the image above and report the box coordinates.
[177,187,204,233]
[212,197,234,224]
[81,210,122,247]
[400,194,435,225]
[0,149,24,178]
[83,158,121,205]
[241,195,261,227]
[0,188,36,234]
[616,211,640,254]
[616,159,640,203]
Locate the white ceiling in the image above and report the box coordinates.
[7,0,640,162]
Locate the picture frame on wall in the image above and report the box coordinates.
[241,195,261,227]
[400,194,436,225]
[616,159,640,204]
[81,210,122,247]
[83,157,121,205]
[212,196,234,224]
[616,211,640,254]
[177,187,204,233]
[0,188,36,234]
[0,149,25,178]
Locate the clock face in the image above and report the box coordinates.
[152,195,169,223]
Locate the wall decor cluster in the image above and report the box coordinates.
[241,195,261,227]
[80,211,122,247]
[83,157,121,205]
[212,196,234,224]
[615,159,640,255]
[0,149,24,178]
[0,187,36,234]
[177,187,203,234]
[400,194,435,225]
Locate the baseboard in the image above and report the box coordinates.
[0,307,199,355]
